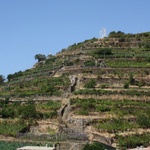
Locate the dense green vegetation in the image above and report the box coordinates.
[106,59,150,68]
[71,97,150,144]
[117,133,150,150]
[0,119,27,136]
[0,100,61,120]
[74,89,150,97]
[71,98,150,117]
[0,141,53,150]
[0,100,61,136]
[82,142,105,150]
[0,75,70,97]
[96,118,137,133]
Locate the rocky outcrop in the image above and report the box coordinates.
[69,75,77,92]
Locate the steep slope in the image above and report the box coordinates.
[0,31,150,150]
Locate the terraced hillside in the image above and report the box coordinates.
[0,31,150,150]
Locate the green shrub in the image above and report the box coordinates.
[82,142,105,150]
[84,60,95,66]
[144,42,150,49]
[137,113,150,128]
[17,104,36,119]
[1,107,15,118]
[129,73,135,85]
[119,37,125,42]
[96,105,111,112]
[100,84,108,89]
[123,81,129,89]
[77,109,89,115]
[84,79,96,88]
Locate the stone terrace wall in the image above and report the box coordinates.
[9,96,62,102]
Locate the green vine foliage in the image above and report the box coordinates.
[82,142,105,150]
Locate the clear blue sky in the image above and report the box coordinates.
[0,0,150,78]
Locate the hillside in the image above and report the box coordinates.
[0,31,150,150]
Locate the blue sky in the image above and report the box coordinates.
[0,0,150,78]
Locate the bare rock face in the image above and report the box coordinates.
[86,130,113,146]
[69,75,78,92]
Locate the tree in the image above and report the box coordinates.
[108,31,116,37]
[108,31,125,38]
[0,75,5,84]
[7,71,23,82]
[7,74,13,82]
[34,54,46,62]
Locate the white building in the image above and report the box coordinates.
[17,146,55,150]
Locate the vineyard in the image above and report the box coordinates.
[0,31,150,150]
